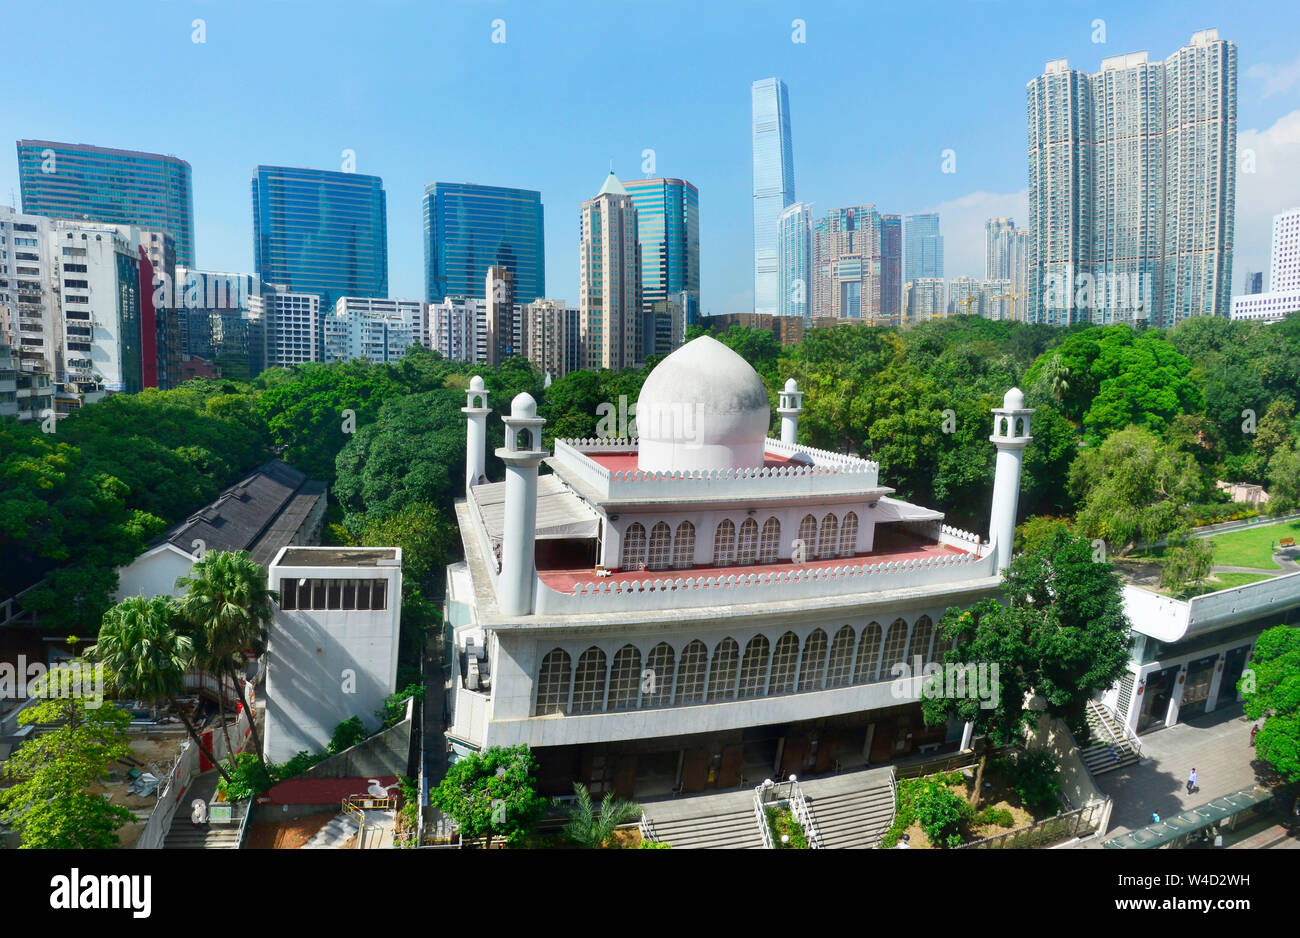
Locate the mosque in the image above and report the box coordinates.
[443,335,1034,798]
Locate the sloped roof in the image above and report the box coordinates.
[472,474,600,542]
[597,170,626,196]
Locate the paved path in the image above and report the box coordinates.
[1088,703,1263,842]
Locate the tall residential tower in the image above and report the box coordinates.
[579,172,642,370]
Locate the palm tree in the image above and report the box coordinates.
[90,595,231,783]
[175,550,277,758]
[1042,353,1071,405]
[559,782,642,848]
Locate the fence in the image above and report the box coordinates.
[894,743,983,780]
[754,777,822,848]
[135,738,200,850]
[958,800,1107,849]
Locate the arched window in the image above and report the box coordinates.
[908,615,934,667]
[759,517,781,563]
[712,519,736,566]
[621,523,646,570]
[826,626,856,687]
[768,632,800,694]
[644,642,675,708]
[818,513,839,559]
[647,522,672,571]
[607,644,642,710]
[736,518,759,565]
[839,512,859,557]
[799,629,828,691]
[672,522,695,569]
[881,618,910,678]
[855,622,882,684]
[797,514,817,559]
[738,635,771,698]
[708,638,739,702]
[572,647,607,713]
[535,649,571,715]
[676,640,708,705]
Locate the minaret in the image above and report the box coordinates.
[496,392,547,616]
[462,376,490,494]
[988,387,1034,571]
[777,377,804,445]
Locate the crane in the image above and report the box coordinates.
[988,291,1029,321]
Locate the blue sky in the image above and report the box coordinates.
[3,0,1299,313]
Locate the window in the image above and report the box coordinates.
[769,632,800,694]
[676,640,708,704]
[607,645,642,711]
[908,616,934,667]
[759,517,780,563]
[536,649,571,715]
[881,618,910,678]
[855,622,883,683]
[672,522,695,569]
[737,635,770,698]
[797,514,817,558]
[276,577,386,610]
[712,519,736,566]
[826,626,856,687]
[736,518,759,564]
[572,647,607,713]
[621,522,646,569]
[818,513,839,559]
[644,643,675,708]
[800,629,828,691]
[647,522,672,571]
[707,638,739,701]
[840,512,858,557]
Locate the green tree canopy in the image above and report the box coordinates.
[1240,625,1300,784]
[429,744,547,848]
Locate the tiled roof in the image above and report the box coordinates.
[256,776,399,806]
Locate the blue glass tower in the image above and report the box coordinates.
[251,166,388,311]
[622,177,700,311]
[17,139,196,266]
[423,183,545,304]
[903,213,944,284]
[752,78,796,315]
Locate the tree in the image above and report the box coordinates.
[913,778,972,848]
[1267,445,1300,514]
[1040,353,1071,404]
[922,528,1131,806]
[559,782,642,848]
[1253,400,1295,468]
[428,744,547,848]
[1082,331,1202,443]
[1069,425,1203,554]
[1240,625,1300,784]
[1159,535,1216,596]
[0,675,136,848]
[90,595,230,782]
[175,550,277,759]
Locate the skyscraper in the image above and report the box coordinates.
[985,218,1031,315]
[16,140,196,266]
[423,183,545,305]
[579,171,642,370]
[1027,30,1237,327]
[752,78,795,315]
[251,166,388,313]
[880,215,903,322]
[1231,207,1300,323]
[623,177,699,358]
[777,202,812,320]
[903,213,943,283]
[813,206,883,321]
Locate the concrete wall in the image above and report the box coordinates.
[300,706,413,779]
[1026,715,1112,834]
[115,546,194,602]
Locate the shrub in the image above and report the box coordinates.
[378,684,426,728]
[216,752,274,801]
[638,839,672,849]
[270,750,325,781]
[913,779,973,849]
[765,805,809,848]
[997,749,1061,814]
[976,805,1015,828]
[327,716,368,754]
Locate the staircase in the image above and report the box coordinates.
[647,807,765,849]
[163,819,242,848]
[1081,700,1141,776]
[804,782,895,848]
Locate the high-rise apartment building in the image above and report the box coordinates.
[777,202,812,320]
[423,183,545,305]
[1232,207,1300,323]
[903,278,946,323]
[579,172,641,370]
[903,213,944,285]
[0,344,53,423]
[253,287,321,368]
[252,166,388,313]
[622,177,699,341]
[324,297,423,364]
[0,208,57,378]
[812,206,884,321]
[948,277,981,317]
[525,299,580,380]
[752,78,796,315]
[880,215,903,323]
[16,140,196,266]
[428,296,487,363]
[1027,30,1237,327]
[485,265,522,366]
[985,218,1031,315]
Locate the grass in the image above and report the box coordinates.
[1208,571,1273,589]
[1203,519,1300,570]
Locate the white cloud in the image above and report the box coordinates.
[1246,54,1300,99]
[1235,109,1300,287]
[925,189,1029,280]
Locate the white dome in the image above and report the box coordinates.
[469,375,485,391]
[511,392,538,417]
[784,377,798,393]
[636,336,771,471]
[1003,387,1025,410]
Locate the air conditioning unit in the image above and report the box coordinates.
[466,654,480,691]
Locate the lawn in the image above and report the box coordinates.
[1203,519,1300,570]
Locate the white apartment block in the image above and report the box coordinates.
[525,298,580,380]
[428,296,487,363]
[984,218,1030,309]
[903,278,945,323]
[0,207,57,378]
[324,296,423,364]
[1232,207,1300,323]
[580,172,642,370]
[253,288,321,368]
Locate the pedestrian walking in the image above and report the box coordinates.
[1250,723,1259,747]
[1186,767,1198,795]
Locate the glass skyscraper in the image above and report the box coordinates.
[777,202,812,320]
[622,177,700,312]
[16,140,196,266]
[752,78,795,315]
[903,213,944,283]
[251,166,388,312]
[423,183,545,304]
